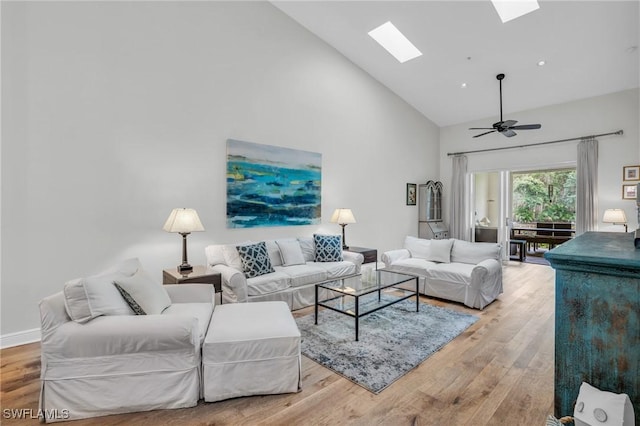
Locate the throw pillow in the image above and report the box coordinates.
[276,239,306,266]
[222,241,252,271]
[298,237,315,262]
[428,239,454,263]
[404,236,431,259]
[264,240,283,267]
[63,258,142,323]
[113,268,172,315]
[114,283,146,315]
[237,241,275,278]
[314,234,343,262]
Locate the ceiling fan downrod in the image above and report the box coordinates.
[497,73,504,122]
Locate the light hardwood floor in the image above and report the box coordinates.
[1,261,555,425]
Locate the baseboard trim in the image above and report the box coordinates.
[1,328,41,349]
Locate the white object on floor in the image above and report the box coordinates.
[573,382,635,426]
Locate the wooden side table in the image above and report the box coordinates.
[162,265,222,294]
[345,246,377,265]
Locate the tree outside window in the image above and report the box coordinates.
[512,169,576,224]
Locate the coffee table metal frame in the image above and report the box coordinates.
[314,270,419,341]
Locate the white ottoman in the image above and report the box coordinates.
[203,301,301,402]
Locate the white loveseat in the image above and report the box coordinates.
[206,236,364,310]
[39,258,215,422]
[382,236,503,309]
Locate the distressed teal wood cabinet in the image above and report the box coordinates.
[545,232,639,422]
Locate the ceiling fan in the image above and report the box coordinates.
[469,73,541,138]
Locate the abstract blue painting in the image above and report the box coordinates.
[226,139,322,228]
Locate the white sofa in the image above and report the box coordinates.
[39,258,215,422]
[382,236,503,309]
[206,236,364,310]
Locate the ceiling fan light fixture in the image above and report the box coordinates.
[368,21,422,63]
[461,82,467,88]
[537,60,546,66]
[491,0,540,23]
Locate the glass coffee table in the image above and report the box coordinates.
[314,270,419,341]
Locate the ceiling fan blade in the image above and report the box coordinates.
[501,120,517,127]
[473,130,496,138]
[510,124,541,130]
[501,129,517,137]
[468,127,494,130]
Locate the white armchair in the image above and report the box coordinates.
[38,260,215,423]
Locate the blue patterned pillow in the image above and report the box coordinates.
[314,234,343,262]
[237,242,275,278]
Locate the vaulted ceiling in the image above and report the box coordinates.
[273,1,640,127]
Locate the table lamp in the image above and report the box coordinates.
[602,209,627,232]
[330,208,356,250]
[163,208,205,273]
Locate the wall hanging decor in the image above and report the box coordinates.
[406,183,417,206]
[623,165,640,181]
[226,139,322,228]
[622,184,637,200]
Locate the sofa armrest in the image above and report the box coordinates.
[342,251,364,266]
[164,284,215,305]
[381,248,411,268]
[471,259,502,284]
[42,314,199,360]
[210,264,248,303]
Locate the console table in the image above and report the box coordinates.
[545,232,639,422]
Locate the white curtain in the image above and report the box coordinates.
[450,155,468,240]
[576,138,598,235]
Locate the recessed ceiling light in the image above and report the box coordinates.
[461,83,467,88]
[491,0,539,23]
[368,21,422,64]
[537,60,546,66]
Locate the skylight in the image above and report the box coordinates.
[491,0,539,23]
[368,21,422,64]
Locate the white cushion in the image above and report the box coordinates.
[451,240,501,264]
[205,245,226,266]
[389,258,439,276]
[274,264,327,288]
[222,243,251,271]
[246,271,291,296]
[276,239,306,266]
[404,236,431,259]
[297,237,315,262]
[114,268,172,315]
[63,258,141,323]
[313,260,356,279]
[404,236,453,263]
[264,240,284,267]
[429,239,454,263]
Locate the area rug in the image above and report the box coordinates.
[295,298,478,393]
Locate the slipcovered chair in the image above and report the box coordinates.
[38,258,215,422]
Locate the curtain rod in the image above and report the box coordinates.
[447,130,624,156]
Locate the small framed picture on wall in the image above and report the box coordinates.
[623,165,640,181]
[622,184,637,200]
[406,183,417,206]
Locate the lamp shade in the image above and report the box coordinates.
[163,208,205,233]
[603,209,627,224]
[330,208,356,225]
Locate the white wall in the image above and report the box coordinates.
[440,89,640,234]
[1,2,439,341]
